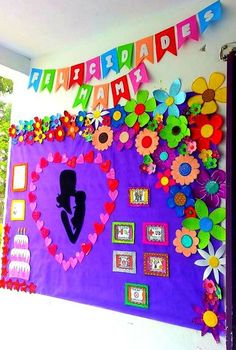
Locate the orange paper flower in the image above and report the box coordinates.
[171,154,200,185]
[173,227,199,257]
[135,128,159,156]
[92,125,113,151]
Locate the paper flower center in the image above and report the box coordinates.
[142,136,152,148]
[79,116,84,122]
[179,163,192,176]
[203,311,218,328]
[174,192,187,206]
[19,135,24,142]
[202,88,215,102]
[160,176,169,186]
[181,234,193,248]
[165,96,174,106]
[58,130,63,137]
[200,217,213,232]
[205,180,219,195]
[119,131,129,143]
[209,256,219,268]
[135,103,145,115]
[160,151,168,161]
[93,111,101,119]
[172,126,181,135]
[35,122,41,129]
[99,132,108,143]
[201,124,214,138]
[113,111,122,121]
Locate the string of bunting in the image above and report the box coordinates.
[28,1,222,110]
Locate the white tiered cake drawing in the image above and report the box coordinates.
[9,228,31,281]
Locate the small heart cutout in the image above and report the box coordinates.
[31,171,39,182]
[88,233,97,245]
[94,222,105,235]
[47,153,54,162]
[45,237,52,247]
[109,190,118,201]
[29,202,37,211]
[62,260,70,271]
[30,183,37,192]
[76,251,85,263]
[100,213,109,224]
[104,202,115,214]
[107,179,119,192]
[94,153,102,164]
[81,242,92,255]
[67,156,77,168]
[69,257,78,269]
[76,154,84,164]
[32,211,41,221]
[36,164,43,174]
[61,154,68,163]
[106,168,115,179]
[48,243,58,256]
[40,157,49,168]
[55,253,63,264]
[40,227,50,239]
[53,152,62,163]
[28,192,37,203]
[84,150,94,163]
[37,220,44,230]
[100,160,111,173]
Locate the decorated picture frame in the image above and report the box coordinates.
[144,252,169,277]
[112,222,135,244]
[125,283,149,308]
[11,163,28,192]
[10,200,26,221]
[143,222,169,245]
[112,251,136,274]
[128,187,150,207]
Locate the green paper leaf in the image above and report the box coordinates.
[73,84,93,109]
[117,43,134,70]
[145,97,156,112]
[195,199,209,219]
[197,230,210,249]
[137,90,149,104]
[40,69,56,92]
[124,99,136,113]
[182,218,200,230]
[209,207,226,224]
[138,112,150,127]
[125,112,137,127]
[211,224,226,241]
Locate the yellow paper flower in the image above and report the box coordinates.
[188,72,227,114]
[199,149,213,162]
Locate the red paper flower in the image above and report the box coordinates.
[102,115,111,126]
[60,111,72,127]
[155,169,176,192]
[67,122,79,139]
[184,206,197,218]
[55,126,65,141]
[190,114,223,151]
[46,129,55,142]
[9,124,17,138]
[33,117,42,131]
[25,131,35,145]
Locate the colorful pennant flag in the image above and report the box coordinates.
[55,68,70,91]
[101,48,120,78]
[176,15,199,49]
[68,63,84,89]
[117,43,134,70]
[129,63,149,94]
[111,75,131,106]
[28,68,43,92]
[155,26,177,62]
[73,84,93,109]
[92,83,109,109]
[85,57,101,83]
[135,36,154,66]
[40,69,56,92]
[197,0,222,33]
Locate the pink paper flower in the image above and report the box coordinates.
[114,125,135,151]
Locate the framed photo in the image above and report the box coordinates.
[12,163,28,192]
[144,253,169,277]
[125,283,149,308]
[10,200,26,221]
[112,222,135,244]
[128,187,150,207]
[143,222,168,245]
[113,251,136,274]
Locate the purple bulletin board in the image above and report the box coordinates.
[1,75,227,343]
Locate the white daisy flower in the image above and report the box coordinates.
[194,241,225,284]
[86,106,109,129]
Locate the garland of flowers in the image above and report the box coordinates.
[8,72,227,342]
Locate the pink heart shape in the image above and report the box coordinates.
[109,190,118,201]
[76,251,85,263]
[62,260,70,271]
[69,257,78,269]
[30,183,37,192]
[55,253,63,264]
[76,154,84,164]
[30,202,37,211]
[61,154,68,163]
[106,168,115,179]
[37,220,44,230]
[94,152,103,164]
[36,164,43,174]
[47,153,54,162]
[45,237,52,247]
[100,213,109,224]
[88,233,97,245]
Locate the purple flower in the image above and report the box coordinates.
[152,145,176,170]
[194,169,226,208]
[114,125,135,151]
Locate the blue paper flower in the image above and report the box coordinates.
[16,120,26,134]
[153,79,186,117]
[76,111,86,127]
[167,185,195,217]
[24,120,34,132]
[110,104,126,128]
[50,114,61,129]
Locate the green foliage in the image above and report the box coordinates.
[0,75,13,222]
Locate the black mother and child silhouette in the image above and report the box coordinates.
[56,170,86,244]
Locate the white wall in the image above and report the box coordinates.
[1,0,235,349]
[0,45,30,75]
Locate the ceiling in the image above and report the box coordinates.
[0,0,199,59]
